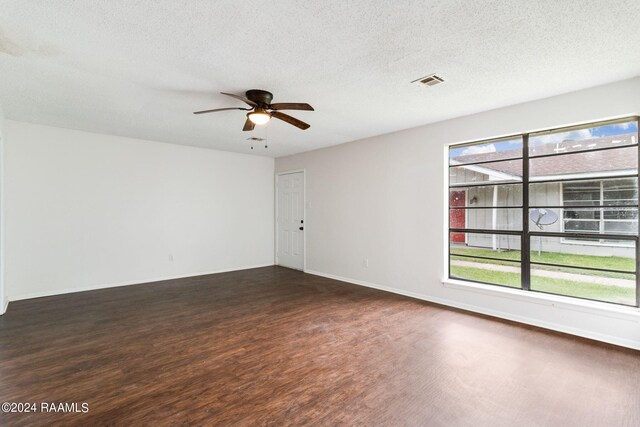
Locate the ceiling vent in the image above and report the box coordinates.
[412,74,444,87]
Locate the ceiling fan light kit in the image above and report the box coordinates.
[194,89,314,132]
[247,109,271,125]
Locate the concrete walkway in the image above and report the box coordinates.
[451,259,635,288]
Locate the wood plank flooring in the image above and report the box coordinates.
[0,266,638,426]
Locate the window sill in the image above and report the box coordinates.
[442,278,640,322]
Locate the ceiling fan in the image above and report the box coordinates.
[193,90,314,131]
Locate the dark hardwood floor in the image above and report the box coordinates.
[0,266,638,426]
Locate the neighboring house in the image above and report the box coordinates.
[450,132,638,258]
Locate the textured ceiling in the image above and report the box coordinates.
[1,1,639,157]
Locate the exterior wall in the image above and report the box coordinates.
[449,168,487,186]
[460,178,635,258]
[466,184,523,250]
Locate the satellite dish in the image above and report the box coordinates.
[529,208,558,229]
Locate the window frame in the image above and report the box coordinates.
[447,116,640,307]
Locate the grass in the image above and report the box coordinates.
[450,247,521,262]
[450,265,636,306]
[450,247,635,279]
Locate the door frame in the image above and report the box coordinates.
[275,169,306,271]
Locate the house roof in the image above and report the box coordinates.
[452,133,638,182]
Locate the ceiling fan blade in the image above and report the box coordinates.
[193,107,249,115]
[242,117,255,131]
[270,103,314,111]
[221,92,258,107]
[271,111,310,130]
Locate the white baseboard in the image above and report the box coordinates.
[1,298,7,315]
[305,269,640,351]
[7,263,275,305]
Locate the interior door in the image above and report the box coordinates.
[277,171,304,270]
[449,190,466,243]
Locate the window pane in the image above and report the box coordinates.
[529,120,638,157]
[530,178,639,207]
[450,232,521,259]
[564,219,600,233]
[563,208,600,221]
[449,184,522,208]
[529,181,564,206]
[563,181,600,206]
[603,178,639,205]
[450,208,522,230]
[450,159,522,186]
[527,208,562,233]
[557,207,638,235]
[529,236,636,272]
[603,209,637,220]
[449,255,521,288]
[529,146,637,180]
[604,220,638,234]
[449,137,522,165]
[530,265,636,306]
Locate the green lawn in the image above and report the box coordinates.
[450,265,636,306]
[450,247,635,279]
[451,247,522,262]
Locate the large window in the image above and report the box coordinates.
[448,117,640,307]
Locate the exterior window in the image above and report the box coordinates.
[448,117,640,307]
[562,179,638,244]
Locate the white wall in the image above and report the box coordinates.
[4,121,274,301]
[276,77,640,349]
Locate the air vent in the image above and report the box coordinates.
[412,73,444,87]
[247,137,266,142]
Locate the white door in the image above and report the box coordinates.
[277,171,304,270]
